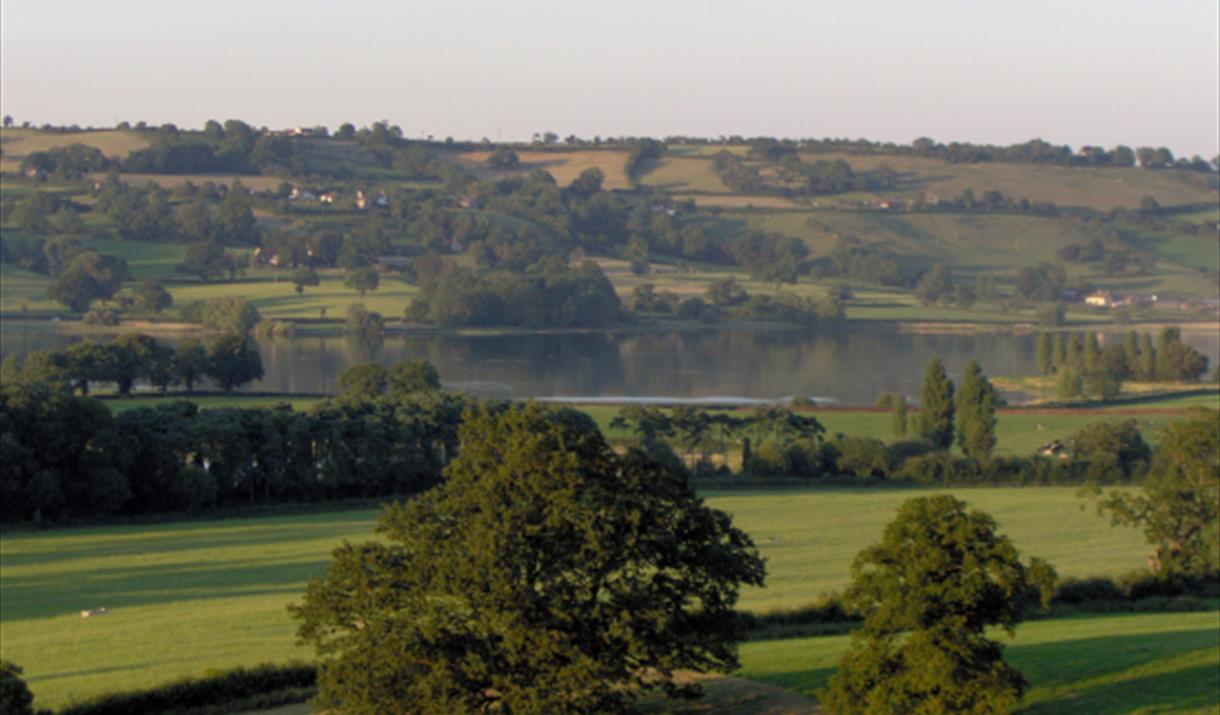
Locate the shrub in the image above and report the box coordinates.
[82,307,120,326]
[833,435,890,478]
[1,660,35,715]
[55,663,315,715]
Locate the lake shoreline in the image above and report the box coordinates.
[3,315,1218,339]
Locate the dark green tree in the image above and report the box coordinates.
[200,296,261,335]
[205,334,264,392]
[0,660,34,715]
[336,362,388,401]
[955,360,997,460]
[213,181,261,245]
[1071,420,1151,483]
[819,495,1055,715]
[1089,412,1219,578]
[172,339,209,392]
[134,280,173,313]
[1035,332,1054,376]
[291,404,765,713]
[177,240,240,282]
[919,358,955,450]
[344,267,380,297]
[892,395,908,439]
[387,359,441,398]
[47,267,104,312]
[291,267,320,295]
[486,147,519,169]
[344,303,384,338]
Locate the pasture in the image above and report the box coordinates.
[634,145,1219,212]
[792,152,1220,212]
[0,128,150,173]
[738,610,1220,714]
[0,487,1155,708]
[168,271,417,321]
[449,149,633,190]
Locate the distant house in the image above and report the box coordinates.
[265,127,315,138]
[319,191,339,204]
[1084,290,1113,308]
[356,190,367,210]
[289,185,318,201]
[253,247,281,266]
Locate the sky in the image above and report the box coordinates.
[2,0,1217,158]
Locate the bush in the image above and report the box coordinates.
[885,438,934,469]
[1,660,36,715]
[1051,577,1125,604]
[345,303,384,338]
[82,307,120,326]
[55,663,316,715]
[833,435,890,478]
[252,319,295,339]
[746,439,832,478]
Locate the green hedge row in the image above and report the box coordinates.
[56,663,314,715]
[741,572,1220,640]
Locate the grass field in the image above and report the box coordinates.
[0,487,1157,708]
[637,156,730,193]
[635,146,1219,212]
[0,128,150,172]
[110,173,288,192]
[450,149,632,190]
[800,152,1220,212]
[169,271,417,320]
[0,263,59,316]
[738,610,1220,713]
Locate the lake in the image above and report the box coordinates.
[2,323,1217,406]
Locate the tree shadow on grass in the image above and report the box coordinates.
[737,624,1218,714]
[1008,626,1219,713]
[1016,662,1219,714]
[1,509,377,568]
[1006,627,1220,690]
[2,555,338,620]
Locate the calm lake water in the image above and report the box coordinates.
[2,323,1217,406]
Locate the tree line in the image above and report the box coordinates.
[3,331,264,397]
[1034,327,1210,401]
[0,359,458,524]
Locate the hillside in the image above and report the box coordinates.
[0,127,150,173]
[2,127,1217,329]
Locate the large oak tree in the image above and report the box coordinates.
[291,403,765,713]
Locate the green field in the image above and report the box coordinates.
[636,148,1220,212]
[738,610,1220,714]
[169,271,417,320]
[0,487,1158,708]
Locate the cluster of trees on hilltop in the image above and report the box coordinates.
[777,136,1216,171]
[0,360,460,523]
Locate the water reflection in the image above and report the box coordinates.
[3,324,1217,406]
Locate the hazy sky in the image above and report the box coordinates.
[2,0,1217,157]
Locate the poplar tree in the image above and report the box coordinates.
[1035,332,1053,375]
[956,360,997,460]
[919,358,955,450]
